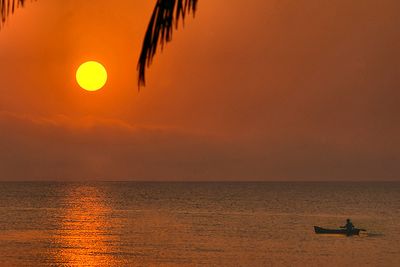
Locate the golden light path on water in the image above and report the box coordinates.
[52,185,120,266]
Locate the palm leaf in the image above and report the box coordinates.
[137,0,197,87]
[1,0,26,26]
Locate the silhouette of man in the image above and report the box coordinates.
[341,219,354,231]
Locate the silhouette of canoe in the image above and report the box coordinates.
[314,226,361,236]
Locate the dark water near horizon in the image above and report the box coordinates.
[0,182,399,266]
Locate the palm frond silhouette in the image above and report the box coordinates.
[0,0,198,88]
[137,0,197,87]
[1,0,26,26]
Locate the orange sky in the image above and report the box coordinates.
[0,0,399,181]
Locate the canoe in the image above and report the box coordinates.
[314,226,361,236]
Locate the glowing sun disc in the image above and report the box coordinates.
[76,61,108,91]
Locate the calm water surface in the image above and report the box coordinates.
[0,182,398,266]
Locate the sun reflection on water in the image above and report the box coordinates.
[52,184,121,266]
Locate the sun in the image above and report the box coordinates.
[76,61,108,91]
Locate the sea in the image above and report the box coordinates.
[0,182,398,266]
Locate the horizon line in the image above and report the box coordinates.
[0,180,398,183]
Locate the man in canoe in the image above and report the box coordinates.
[314,219,365,235]
[341,219,355,231]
